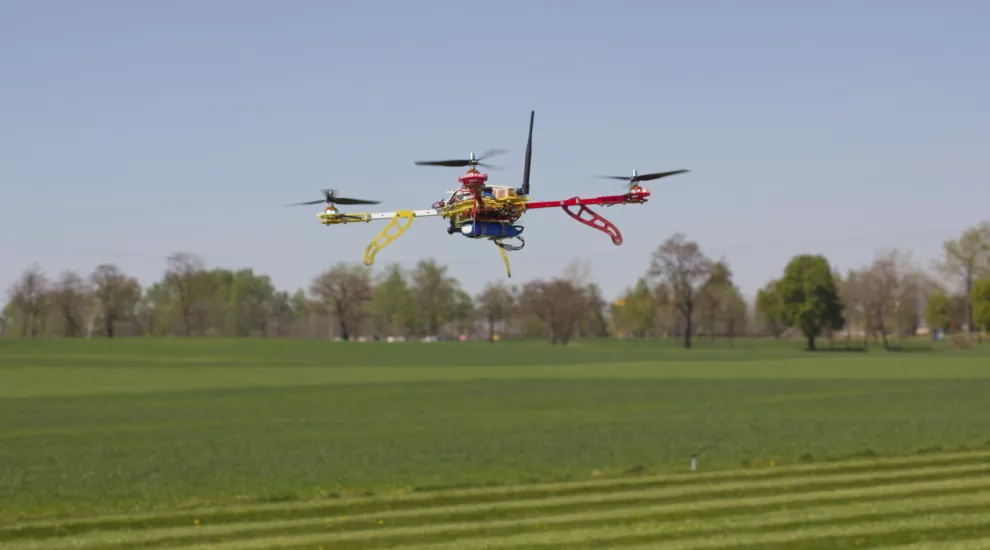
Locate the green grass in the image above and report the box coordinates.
[1,337,989,548]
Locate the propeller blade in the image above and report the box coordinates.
[415,159,474,167]
[287,199,329,206]
[414,149,508,168]
[331,197,381,205]
[596,169,690,183]
[289,189,380,206]
[477,148,508,160]
[634,169,690,182]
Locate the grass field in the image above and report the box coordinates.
[2,337,990,548]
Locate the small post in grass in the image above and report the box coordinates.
[690,452,697,472]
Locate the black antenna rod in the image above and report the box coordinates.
[519,110,533,196]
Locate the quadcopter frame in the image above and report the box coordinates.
[316,186,651,277]
[306,110,684,277]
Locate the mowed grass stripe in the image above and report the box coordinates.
[872,537,990,550]
[139,509,990,550]
[4,458,988,542]
[10,471,990,550]
[586,522,990,550]
[5,448,989,537]
[22,484,990,550]
[65,473,990,550]
[382,512,990,550]
[4,459,988,541]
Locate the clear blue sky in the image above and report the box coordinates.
[2,0,988,303]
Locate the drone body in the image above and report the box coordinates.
[290,111,688,277]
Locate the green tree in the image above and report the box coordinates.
[410,258,460,337]
[755,279,787,338]
[367,264,416,338]
[450,288,475,338]
[698,260,733,339]
[228,269,277,337]
[164,252,210,336]
[722,285,748,346]
[924,290,951,333]
[777,255,845,351]
[611,278,656,338]
[937,221,990,341]
[972,278,990,334]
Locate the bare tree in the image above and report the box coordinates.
[90,264,142,338]
[860,253,900,349]
[936,221,990,342]
[698,260,732,339]
[520,278,588,344]
[309,263,372,340]
[51,270,90,337]
[561,258,593,288]
[5,264,49,338]
[888,250,926,336]
[580,283,610,338]
[476,281,516,341]
[410,259,460,337]
[165,252,208,336]
[837,270,866,347]
[648,233,713,349]
[847,249,922,348]
[267,290,295,338]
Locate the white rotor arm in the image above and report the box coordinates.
[318,209,439,225]
[369,209,439,220]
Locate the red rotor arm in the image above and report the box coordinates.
[525,189,651,210]
[525,190,651,246]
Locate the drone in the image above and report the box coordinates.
[288,111,689,277]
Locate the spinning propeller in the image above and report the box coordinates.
[287,189,381,207]
[414,149,507,169]
[599,169,689,188]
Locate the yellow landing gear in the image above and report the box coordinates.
[496,240,511,277]
[493,236,523,277]
[364,210,415,266]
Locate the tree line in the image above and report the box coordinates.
[4,220,989,348]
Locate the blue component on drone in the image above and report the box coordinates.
[460,222,523,238]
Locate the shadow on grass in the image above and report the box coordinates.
[807,347,868,353]
[803,344,941,353]
[884,345,937,353]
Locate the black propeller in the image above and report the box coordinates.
[287,189,381,207]
[414,148,507,169]
[599,169,689,186]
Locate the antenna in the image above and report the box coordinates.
[518,110,534,196]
